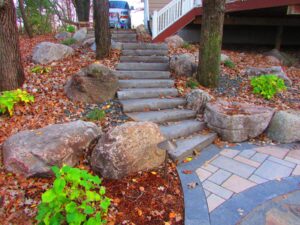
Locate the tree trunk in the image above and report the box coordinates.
[93,0,110,59]
[0,0,25,91]
[73,0,90,22]
[18,0,33,38]
[196,0,226,88]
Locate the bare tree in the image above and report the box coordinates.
[196,0,226,88]
[93,0,110,59]
[18,0,33,38]
[0,0,25,91]
[73,0,90,22]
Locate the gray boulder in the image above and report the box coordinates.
[264,49,297,66]
[65,63,119,104]
[136,24,151,42]
[170,53,197,77]
[165,35,184,48]
[205,100,275,142]
[55,31,72,40]
[83,38,95,47]
[221,53,230,63]
[91,122,166,179]
[3,120,102,177]
[73,28,87,42]
[267,110,300,143]
[90,40,123,51]
[186,89,212,113]
[245,66,292,86]
[32,42,74,64]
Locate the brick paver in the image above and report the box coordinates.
[234,155,261,168]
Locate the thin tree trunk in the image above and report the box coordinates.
[73,0,90,22]
[93,0,110,59]
[196,0,226,88]
[0,0,25,91]
[18,0,33,38]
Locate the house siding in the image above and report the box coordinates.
[149,0,172,14]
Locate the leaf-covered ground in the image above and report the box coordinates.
[0,35,183,224]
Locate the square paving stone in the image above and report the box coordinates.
[238,149,256,159]
[251,152,268,163]
[254,160,293,180]
[220,149,240,158]
[208,169,231,185]
[268,156,296,168]
[207,194,225,212]
[254,146,289,159]
[202,180,233,199]
[249,174,268,184]
[201,164,219,173]
[222,175,256,193]
[292,165,300,176]
[285,150,300,164]
[196,168,212,182]
[211,156,256,178]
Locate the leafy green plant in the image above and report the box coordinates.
[31,65,51,74]
[0,89,34,116]
[224,59,235,69]
[182,42,192,50]
[85,109,106,121]
[61,38,77,46]
[66,25,76,33]
[251,74,286,100]
[36,165,111,225]
[186,79,199,89]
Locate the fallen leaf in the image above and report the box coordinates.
[182,170,193,174]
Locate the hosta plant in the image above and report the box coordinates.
[36,165,111,225]
[0,89,34,116]
[251,74,286,100]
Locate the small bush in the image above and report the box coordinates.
[85,109,106,121]
[31,65,51,74]
[36,165,111,225]
[182,42,192,50]
[66,25,76,33]
[0,89,34,116]
[251,74,286,100]
[224,59,235,69]
[186,79,199,89]
[61,38,77,46]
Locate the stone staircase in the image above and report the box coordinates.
[86,29,137,43]
[115,42,217,162]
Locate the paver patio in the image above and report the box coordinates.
[177,142,300,225]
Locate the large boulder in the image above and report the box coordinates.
[170,53,197,77]
[73,27,87,42]
[3,121,102,178]
[186,89,213,113]
[91,122,166,179]
[264,49,297,66]
[136,24,151,42]
[267,110,300,143]
[165,35,184,48]
[90,40,123,51]
[32,42,74,64]
[82,37,95,47]
[205,101,275,142]
[55,31,72,40]
[65,63,119,104]
[245,66,292,87]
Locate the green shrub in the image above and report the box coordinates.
[182,42,192,50]
[186,79,199,89]
[66,25,76,33]
[61,38,77,46]
[36,165,111,225]
[31,65,51,74]
[251,74,286,100]
[85,109,106,121]
[224,59,235,69]
[0,89,34,116]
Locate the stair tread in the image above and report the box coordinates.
[122,43,168,50]
[115,71,171,79]
[169,133,217,161]
[119,79,174,88]
[122,50,168,56]
[116,62,169,71]
[126,109,196,123]
[120,56,169,63]
[117,88,178,100]
[160,120,206,140]
[120,98,186,112]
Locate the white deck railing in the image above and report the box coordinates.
[152,0,202,39]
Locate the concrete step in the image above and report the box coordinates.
[116,63,169,71]
[111,29,136,34]
[122,43,168,50]
[117,88,178,100]
[115,71,171,79]
[112,33,137,39]
[120,98,186,112]
[160,120,206,140]
[122,49,168,56]
[126,109,196,123]
[120,56,169,63]
[112,37,137,43]
[169,133,217,161]
[119,79,174,88]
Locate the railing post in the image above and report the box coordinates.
[152,10,158,38]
